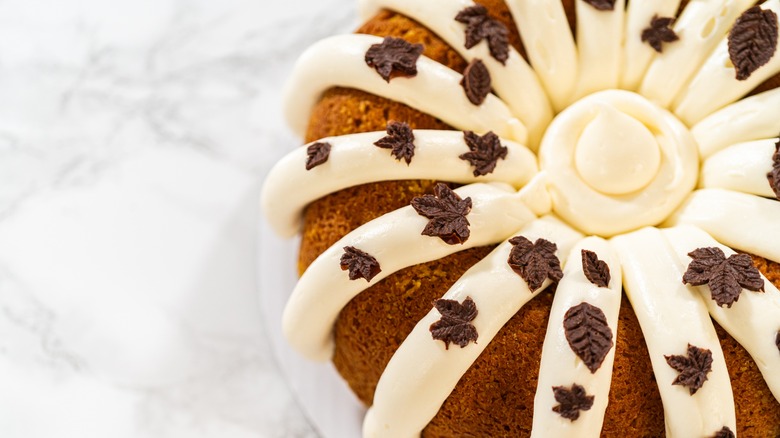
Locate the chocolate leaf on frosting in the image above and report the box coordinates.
[768,136,780,200]
[455,6,510,65]
[776,330,780,355]
[461,59,492,105]
[683,247,764,308]
[583,0,616,11]
[664,343,713,395]
[564,302,614,374]
[365,36,424,82]
[430,296,479,349]
[305,142,331,170]
[713,426,735,438]
[340,246,381,282]
[641,15,680,53]
[728,6,779,81]
[507,236,563,291]
[459,130,508,176]
[582,249,611,288]
[374,121,415,164]
[551,383,594,421]
[411,183,472,245]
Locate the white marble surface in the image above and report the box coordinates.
[0,0,356,436]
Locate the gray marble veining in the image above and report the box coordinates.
[0,0,356,436]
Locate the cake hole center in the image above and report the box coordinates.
[574,105,661,195]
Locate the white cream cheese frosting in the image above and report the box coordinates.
[261,129,538,237]
[692,87,780,159]
[358,0,552,148]
[620,0,683,91]
[572,0,626,102]
[663,225,780,401]
[364,216,583,438]
[611,227,736,438]
[505,0,578,113]
[283,182,537,361]
[531,237,622,438]
[538,90,698,237]
[640,0,756,108]
[700,138,778,198]
[665,188,780,263]
[282,34,528,143]
[674,0,780,125]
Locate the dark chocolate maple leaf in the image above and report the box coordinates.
[552,383,594,421]
[581,249,611,288]
[430,296,479,349]
[374,121,415,164]
[459,131,508,176]
[641,15,680,53]
[365,36,424,82]
[305,142,331,170]
[454,6,510,65]
[460,59,491,105]
[768,136,780,200]
[564,302,614,373]
[507,236,563,291]
[339,246,381,282]
[410,183,472,245]
[683,247,764,307]
[728,6,779,81]
[583,0,616,11]
[712,426,735,438]
[664,343,713,395]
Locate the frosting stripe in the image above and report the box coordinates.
[531,237,622,437]
[283,183,537,362]
[282,34,528,143]
[673,1,780,125]
[572,0,625,101]
[663,225,780,401]
[664,188,780,264]
[620,0,682,91]
[363,216,583,438]
[640,0,755,108]
[611,227,736,438]
[261,130,538,237]
[357,0,552,148]
[504,0,578,113]
[692,87,780,158]
[700,138,778,198]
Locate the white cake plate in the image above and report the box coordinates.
[259,220,365,438]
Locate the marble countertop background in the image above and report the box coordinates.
[0,0,356,436]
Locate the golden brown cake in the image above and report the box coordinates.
[263,0,780,436]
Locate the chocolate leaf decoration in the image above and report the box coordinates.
[411,183,472,245]
[374,121,416,164]
[776,330,780,355]
[365,36,424,82]
[641,15,680,53]
[583,0,616,11]
[339,246,381,282]
[507,236,563,291]
[728,6,779,81]
[459,130,508,176]
[454,6,510,65]
[461,59,491,105]
[664,343,713,395]
[564,302,614,373]
[713,427,735,438]
[430,296,479,349]
[582,249,611,288]
[768,136,780,200]
[552,383,594,421]
[305,142,331,170]
[683,247,765,307]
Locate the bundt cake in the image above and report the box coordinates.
[262,0,780,435]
